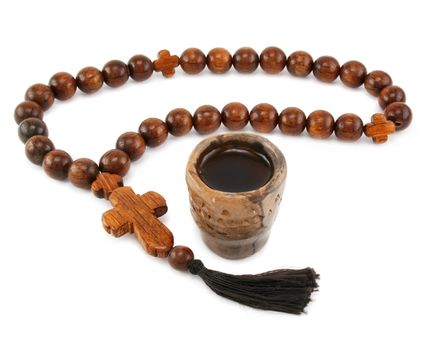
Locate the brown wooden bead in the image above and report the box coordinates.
[153,50,179,78]
[378,85,406,109]
[128,54,153,82]
[99,149,131,176]
[165,108,193,136]
[206,47,232,74]
[364,70,392,97]
[340,60,367,88]
[138,118,168,147]
[18,117,48,143]
[14,101,44,125]
[25,135,55,165]
[116,131,146,161]
[168,245,194,271]
[260,46,286,74]
[43,149,72,180]
[384,102,412,131]
[286,51,313,77]
[221,102,249,130]
[335,113,363,141]
[250,103,278,133]
[233,47,259,73]
[68,158,100,189]
[193,105,221,134]
[306,110,335,139]
[25,84,54,111]
[364,113,395,144]
[279,107,306,135]
[49,72,76,101]
[76,67,104,94]
[91,173,124,199]
[180,48,206,74]
[102,60,129,88]
[313,56,340,83]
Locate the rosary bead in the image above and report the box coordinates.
[233,47,259,73]
[287,50,313,77]
[364,70,392,97]
[138,118,169,147]
[14,101,44,124]
[259,46,286,74]
[165,108,193,136]
[250,103,278,133]
[334,113,363,141]
[18,117,48,143]
[68,158,100,189]
[340,60,367,88]
[378,85,406,109]
[313,56,340,83]
[25,135,55,165]
[102,60,129,88]
[49,72,76,101]
[91,173,124,199]
[43,149,73,180]
[384,102,412,131]
[364,113,395,143]
[25,84,55,111]
[76,67,104,94]
[168,245,194,271]
[193,105,221,134]
[99,149,131,176]
[306,110,335,139]
[153,50,180,78]
[206,47,232,74]
[221,102,249,130]
[180,48,206,74]
[279,107,306,135]
[128,54,153,82]
[116,131,146,160]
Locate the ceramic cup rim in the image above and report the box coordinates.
[186,132,287,199]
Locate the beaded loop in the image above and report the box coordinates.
[15,47,412,191]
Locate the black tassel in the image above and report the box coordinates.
[188,259,319,314]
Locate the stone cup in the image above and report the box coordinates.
[185,133,287,259]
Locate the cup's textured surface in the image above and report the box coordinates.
[186,133,286,259]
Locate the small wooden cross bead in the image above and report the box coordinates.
[153,50,179,78]
[364,113,396,144]
[102,186,174,257]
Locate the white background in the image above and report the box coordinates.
[1,0,423,349]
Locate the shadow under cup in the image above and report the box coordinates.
[186,133,287,259]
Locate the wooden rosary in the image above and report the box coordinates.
[15,47,412,315]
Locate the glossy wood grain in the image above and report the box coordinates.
[102,187,173,257]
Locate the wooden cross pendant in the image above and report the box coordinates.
[94,174,174,257]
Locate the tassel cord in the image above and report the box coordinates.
[188,259,319,315]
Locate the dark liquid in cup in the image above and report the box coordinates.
[198,147,272,192]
